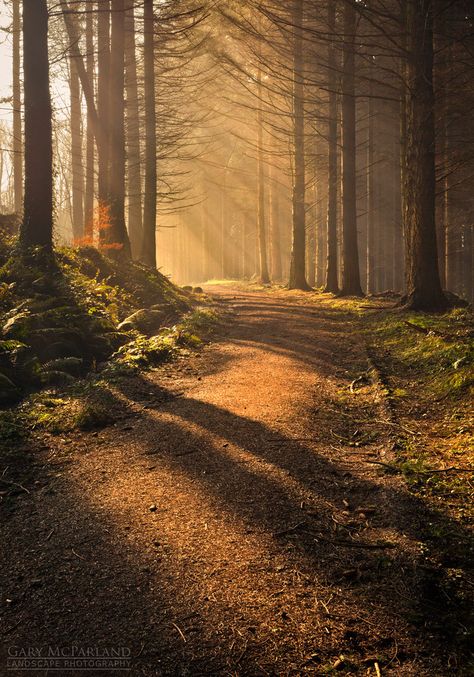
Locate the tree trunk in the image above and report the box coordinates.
[140,0,157,267]
[257,67,270,284]
[288,0,309,290]
[307,182,316,288]
[97,0,111,208]
[443,48,461,295]
[220,175,225,278]
[84,2,95,241]
[403,0,446,309]
[125,4,143,258]
[106,0,131,257]
[340,0,363,297]
[366,85,376,294]
[12,0,22,216]
[20,0,53,251]
[70,54,84,241]
[324,1,339,293]
[269,163,282,281]
[400,0,408,297]
[316,187,326,287]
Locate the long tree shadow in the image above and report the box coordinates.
[3,374,471,675]
[109,373,473,671]
[0,453,248,676]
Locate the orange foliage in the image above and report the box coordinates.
[73,202,124,251]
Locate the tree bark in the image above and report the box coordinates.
[84,1,95,241]
[140,0,157,267]
[106,0,131,257]
[366,83,376,294]
[12,0,22,216]
[324,2,339,293]
[340,0,363,297]
[288,0,310,290]
[270,163,282,281]
[316,185,326,287]
[20,0,53,251]
[403,0,446,309]
[97,0,111,207]
[125,3,143,258]
[257,66,270,284]
[70,53,84,241]
[307,182,316,288]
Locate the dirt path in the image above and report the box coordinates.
[0,288,460,675]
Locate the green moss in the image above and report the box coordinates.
[114,333,177,368]
[112,307,219,369]
[371,309,473,401]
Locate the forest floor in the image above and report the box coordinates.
[0,285,472,676]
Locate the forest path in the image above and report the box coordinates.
[1,288,450,675]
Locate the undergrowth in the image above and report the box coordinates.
[0,305,220,451]
[0,243,220,449]
[0,244,194,403]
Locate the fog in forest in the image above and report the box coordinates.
[0,0,472,306]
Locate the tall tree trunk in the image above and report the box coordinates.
[288,0,309,290]
[434,27,447,289]
[84,2,95,241]
[97,0,111,210]
[20,0,53,251]
[340,0,363,296]
[12,0,22,216]
[366,84,376,294]
[324,1,339,293]
[70,54,84,241]
[220,171,225,278]
[125,4,143,257]
[106,0,131,257]
[400,0,408,297]
[257,66,270,284]
[443,46,461,294]
[403,0,446,309]
[141,0,157,267]
[269,163,282,281]
[307,181,316,287]
[316,186,326,287]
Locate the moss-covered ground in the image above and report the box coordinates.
[0,244,220,453]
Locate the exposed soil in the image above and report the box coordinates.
[0,288,471,676]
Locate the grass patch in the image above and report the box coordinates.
[365,305,473,504]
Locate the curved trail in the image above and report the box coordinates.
[1,288,449,675]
